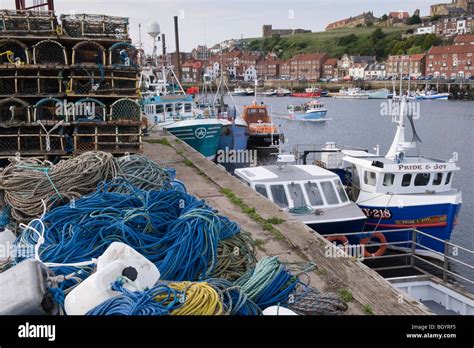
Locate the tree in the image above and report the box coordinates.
[371,28,386,42]
[338,34,357,46]
[380,14,388,21]
[408,14,421,25]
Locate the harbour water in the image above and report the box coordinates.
[222,95,474,289]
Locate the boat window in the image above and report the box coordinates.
[165,104,173,113]
[155,105,164,114]
[334,180,348,203]
[270,185,288,208]
[176,103,183,112]
[402,174,412,187]
[321,181,339,205]
[445,172,452,185]
[255,184,268,198]
[414,173,431,186]
[288,183,306,208]
[383,173,395,187]
[363,171,377,186]
[433,173,443,186]
[304,182,324,206]
[184,103,192,112]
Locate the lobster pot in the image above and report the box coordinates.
[18,125,66,154]
[69,67,112,96]
[0,39,29,65]
[33,40,67,65]
[109,98,141,121]
[33,98,66,122]
[60,14,129,39]
[15,69,38,95]
[0,10,57,36]
[0,71,15,96]
[73,124,142,154]
[38,70,64,94]
[73,124,97,152]
[0,126,20,154]
[112,70,139,96]
[109,42,138,67]
[73,98,106,122]
[72,41,106,65]
[0,98,31,124]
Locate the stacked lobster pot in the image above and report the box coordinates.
[0,9,142,158]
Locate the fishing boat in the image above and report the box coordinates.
[287,100,327,121]
[368,89,389,99]
[419,90,450,100]
[234,153,367,234]
[140,66,222,160]
[261,89,277,97]
[229,87,247,96]
[291,87,322,98]
[275,88,292,97]
[242,101,280,148]
[318,98,462,258]
[333,88,369,99]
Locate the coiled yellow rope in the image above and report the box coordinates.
[154,281,223,315]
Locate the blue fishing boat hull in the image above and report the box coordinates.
[218,123,249,152]
[293,110,327,121]
[358,202,462,255]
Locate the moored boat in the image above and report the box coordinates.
[333,88,369,99]
[242,101,280,148]
[287,100,327,121]
[368,88,389,99]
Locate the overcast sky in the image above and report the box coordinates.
[1,0,437,52]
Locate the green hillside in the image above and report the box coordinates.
[245,25,442,60]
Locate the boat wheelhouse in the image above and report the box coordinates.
[242,102,280,148]
[234,156,367,234]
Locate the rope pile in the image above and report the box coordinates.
[116,155,173,192]
[15,179,240,286]
[2,152,118,222]
[213,231,257,282]
[288,287,348,315]
[234,256,299,308]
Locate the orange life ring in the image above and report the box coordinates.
[326,235,349,246]
[360,232,387,258]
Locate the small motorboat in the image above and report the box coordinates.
[288,100,327,121]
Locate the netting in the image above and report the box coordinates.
[109,98,141,121]
[109,42,138,67]
[0,10,57,36]
[73,98,106,122]
[69,66,111,95]
[0,39,29,64]
[18,125,66,153]
[38,70,64,94]
[0,74,15,95]
[112,71,138,95]
[33,97,66,122]
[33,40,67,65]
[72,41,106,65]
[60,14,129,39]
[73,125,97,152]
[0,97,31,124]
[0,126,19,154]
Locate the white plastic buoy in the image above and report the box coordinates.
[65,243,161,315]
[262,306,298,316]
[97,242,161,288]
[0,228,16,262]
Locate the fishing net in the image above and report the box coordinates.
[109,98,141,121]
[60,14,129,39]
[0,97,31,124]
[72,41,106,65]
[109,42,138,67]
[0,39,29,65]
[33,40,67,65]
[33,98,65,122]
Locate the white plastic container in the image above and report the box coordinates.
[65,243,161,315]
[96,242,160,289]
[0,228,16,262]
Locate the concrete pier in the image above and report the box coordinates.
[143,130,432,315]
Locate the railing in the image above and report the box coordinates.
[323,228,474,287]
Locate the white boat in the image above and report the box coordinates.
[334,88,369,99]
[288,100,328,121]
[275,88,291,97]
[229,87,248,96]
[234,153,367,234]
[368,89,390,99]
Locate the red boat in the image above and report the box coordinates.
[186,86,199,95]
[291,87,321,98]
